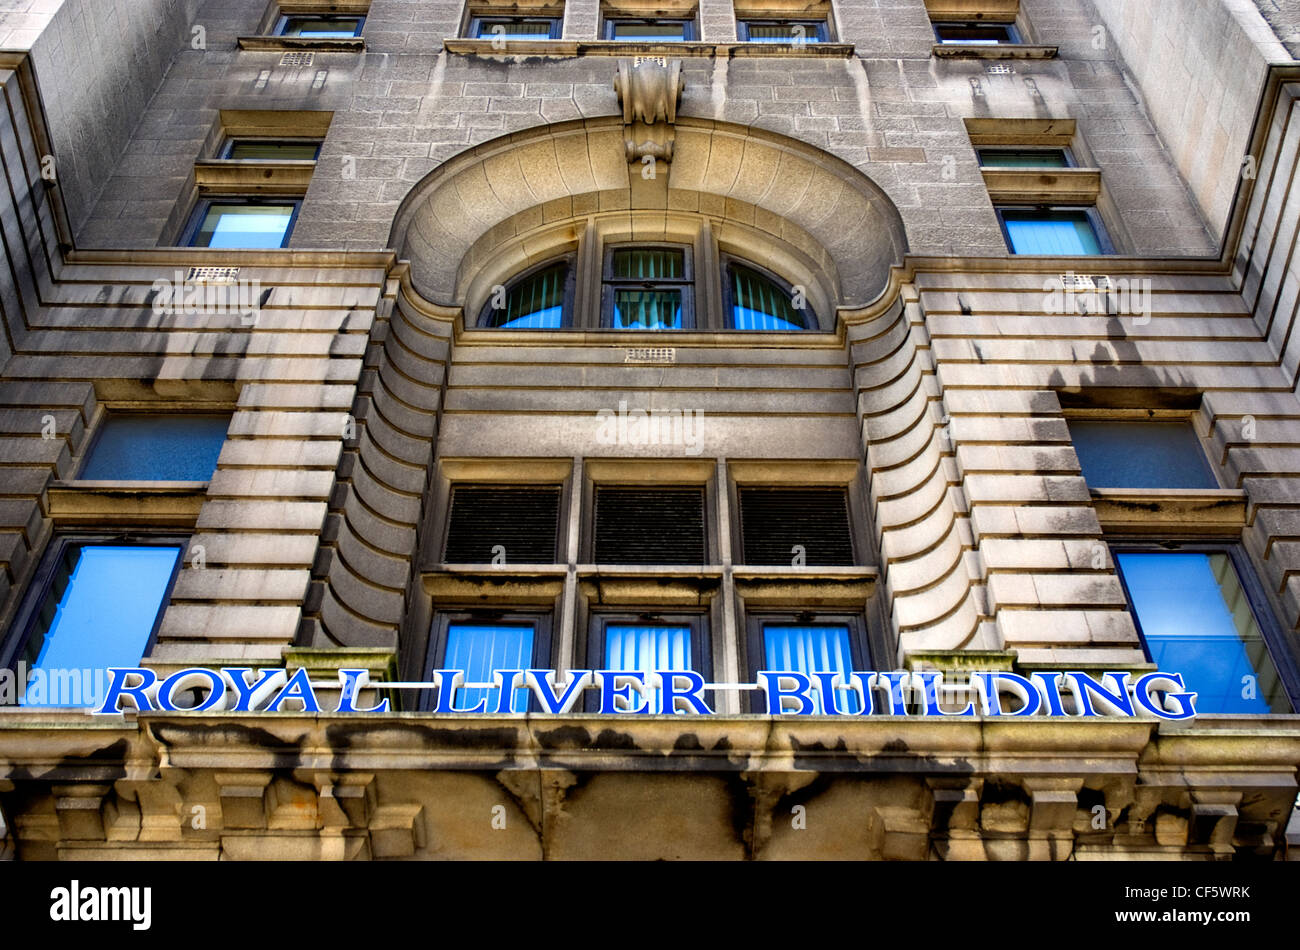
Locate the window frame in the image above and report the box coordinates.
[273,13,367,37]
[0,534,187,685]
[932,20,1021,44]
[466,15,563,39]
[74,412,232,483]
[218,137,323,161]
[744,611,871,713]
[995,204,1114,256]
[182,196,303,249]
[477,255,577,330]
[584,609,711,712]
[720,254,819,331]
[600,242,696,330]
[602,16,697,41]
[422,610,554,713]
[1109,541,1300,714]
[976,147,1075,169]
[736,18,830,43]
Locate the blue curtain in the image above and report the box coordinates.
[443,623,535,712]
[730,263,811,330]
[490,261,567,329]
[762,623,860,713]
[604,624,692,712]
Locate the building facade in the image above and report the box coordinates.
[0,0,1298,859]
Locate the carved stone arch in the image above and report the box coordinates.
[388,117,909,315]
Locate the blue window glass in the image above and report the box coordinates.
[1116,552,1291,714]
[80,415,229,481]
[189,200,299,249]
[1068,420,1217,490]
[277,15,365,37]
[1001,209,1104,255]
[762,623,860,714]
[729,262,815,330]
[442,622,536,712]
[480,261,569,329]
[604,623,693,713]
[18,544,181,708]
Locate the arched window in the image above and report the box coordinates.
[468,223,830,331]
[478,258,573,329]
[725,260,817,331]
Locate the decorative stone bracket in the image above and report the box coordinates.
[613,57,685,163]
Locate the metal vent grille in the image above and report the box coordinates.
[443,486,561,564]
[739,487,855,566]
[625,347,676,364]
[186,266,240,283]
[593,487,705,564]
[280,51,315,66]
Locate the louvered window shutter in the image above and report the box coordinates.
[593,487,706,564]
[443,486,561,563]
[739,488,854,566]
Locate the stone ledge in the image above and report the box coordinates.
[932,43,1058,59]
[237,36,365,52]
[194,159,316,195]
[442,38,856,58]
[1090,487,1248,536]
[981,167,1101,204]
[46,482,209,528]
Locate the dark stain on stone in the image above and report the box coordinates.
[534,725,593,750]
[672,733,704,752]
[590,728,638,751]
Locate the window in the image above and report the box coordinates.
[977,148,1072,168]
[275,14,365,37]
[185,198,301,249]
[2,540,183,708]
[933,21,1019,44]
[425,614,552,712]
[602,245,694,329]
[588,613,710,712]
[79,414,230,481]
[1068,420,1218,490]
[725,260,816,331]
[479,258,573,329]
[747,615,869,713]
[221,139,322,161]
[736,19,828,42]
[997,207,1110,255]
[593,487,706,563]
[442,485,562,563]
[603,17,695,40]
[1113,549,1293,714]
[738,488,854,565]
[468,16,562,39]
[474,217,826,333]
